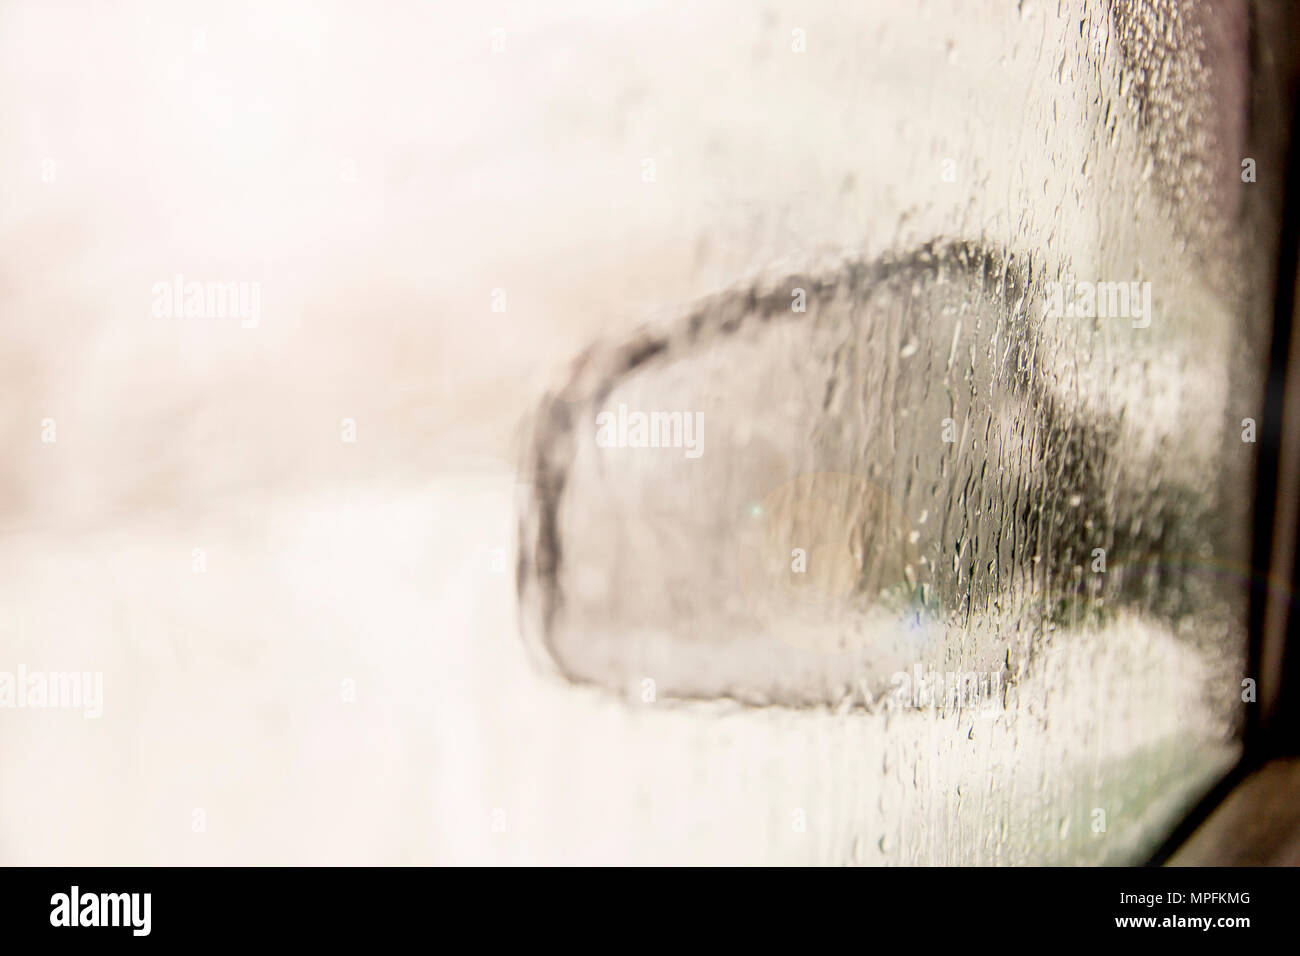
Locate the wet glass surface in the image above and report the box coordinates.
[1,0,1291,866]
[516,0,1284,862]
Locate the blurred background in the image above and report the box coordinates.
[1,0,1297,864]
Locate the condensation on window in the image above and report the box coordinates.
[517,0,1278,864]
